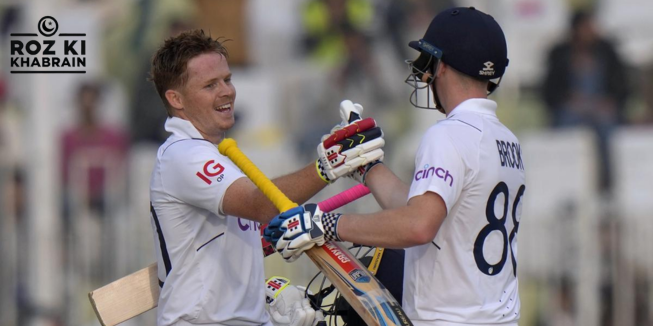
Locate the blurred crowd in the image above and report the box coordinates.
[0,0,652,326]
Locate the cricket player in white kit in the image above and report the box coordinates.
[147,30,384,326]
[266,7,525,326]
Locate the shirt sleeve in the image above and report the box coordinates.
[408,127,466,214]
[159,141,245,217]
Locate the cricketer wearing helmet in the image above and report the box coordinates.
[265,7,526,326]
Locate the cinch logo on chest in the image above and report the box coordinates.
[414,164,454,187]
[238,218,261,232]
[495,140,524,170]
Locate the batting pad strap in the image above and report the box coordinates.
[321,213,342,241]
[316,159,333,184]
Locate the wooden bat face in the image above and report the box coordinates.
[88,263,159,326]
[308,242,412,326]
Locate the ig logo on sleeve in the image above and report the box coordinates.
[196,160,225,185]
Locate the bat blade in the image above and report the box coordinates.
[88,263,159,326]
[307,242,411,326]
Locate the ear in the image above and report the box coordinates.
[165,89,184,112]
[434,60,447,78]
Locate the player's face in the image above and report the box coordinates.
[178,52,236,141]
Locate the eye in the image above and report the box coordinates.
[225,77,232,84]
[205,82,216,89]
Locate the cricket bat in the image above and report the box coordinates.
[88,263,159,326]
[88,185,373,326]
[219,138,412,326]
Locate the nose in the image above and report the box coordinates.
[218,80,235,98]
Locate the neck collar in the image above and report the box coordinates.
[447,98,497,118]
[165,117,205,140]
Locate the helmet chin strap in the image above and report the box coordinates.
[432,83,445,114]
[427,63,446,114]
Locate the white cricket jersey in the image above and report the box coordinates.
[150,117,269,326]
[405,99,525,326]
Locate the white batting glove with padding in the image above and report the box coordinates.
[331,100,365,132]
[321,100,366,140]
[263,204,342,262]
[316,100,385,184]
[265,277,325,326]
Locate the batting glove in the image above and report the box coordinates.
[315,119,385,184]
[265,276,325,326]
[315,100,385,184]
[325,100,365,135]
[263,204,342,262]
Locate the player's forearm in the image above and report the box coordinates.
[364,164,409,209]
[223,163,326,224]
[336,192,446,248]
[336,207,434,248]
[272,162,327,208]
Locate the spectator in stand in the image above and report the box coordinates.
[542,9,630,192]
[638,62,653,124]
[300,0,389,101]
[61,81,129,217]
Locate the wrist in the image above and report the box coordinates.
[321,212,342,241]
[315,159,333,184]
[361,160,383,186]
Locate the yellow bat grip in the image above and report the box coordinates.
[218,138,298,212]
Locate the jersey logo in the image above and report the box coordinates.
[238,218,261,232]
[414,164,454,186]
[196,160,225,185]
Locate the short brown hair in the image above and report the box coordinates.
[150,29,229,116]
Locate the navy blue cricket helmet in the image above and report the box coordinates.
[405,7,509,110]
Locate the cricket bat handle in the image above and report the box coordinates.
[218,138,297,212]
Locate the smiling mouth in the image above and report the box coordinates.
[215,103,232,112]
